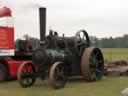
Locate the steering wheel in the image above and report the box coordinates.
[74,30,90,56]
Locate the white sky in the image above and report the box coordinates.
[1,0,128,39]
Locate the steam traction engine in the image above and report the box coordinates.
[17,8,104,89]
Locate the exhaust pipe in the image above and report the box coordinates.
[39,8,46,41]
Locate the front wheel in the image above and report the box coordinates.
[49,62,67,89]
[17,61,36,88]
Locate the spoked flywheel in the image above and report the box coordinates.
[49,62,67,89]
[81,48,104,81]
[17,61,36,88]
[74,30,90,56]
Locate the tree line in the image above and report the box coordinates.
[90,34,128,48]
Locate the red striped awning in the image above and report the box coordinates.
[0,7,12,18]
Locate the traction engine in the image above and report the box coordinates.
[17,8,104,89]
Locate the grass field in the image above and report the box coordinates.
[0,77,128,96]
[102,48,128,62]
[0,48,128,96]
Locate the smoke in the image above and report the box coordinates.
[23,1,45,8]
[1,0,47,14]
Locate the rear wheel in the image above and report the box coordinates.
[17,61,36,88]
[81,48,104,81]
[49,62,67,89]
[0,64,8,82]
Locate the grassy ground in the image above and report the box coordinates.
[0,77,128,96]
[102,48,128,62]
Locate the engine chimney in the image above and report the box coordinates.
[39,8,46,41]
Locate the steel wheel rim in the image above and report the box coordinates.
[49,62,67,89]
[18,62,36,87]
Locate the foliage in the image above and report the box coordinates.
[90,34,128,48]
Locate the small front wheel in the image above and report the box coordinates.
[49,62,67,89]
[17,61,36,88]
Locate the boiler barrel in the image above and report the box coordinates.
[32,48,68,65]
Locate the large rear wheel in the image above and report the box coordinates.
[81,48,104,81]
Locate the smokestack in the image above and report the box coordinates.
[39,7,46,40]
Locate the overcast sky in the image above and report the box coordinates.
[1,0,128,39]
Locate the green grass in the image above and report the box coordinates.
[102,48,128,62]
[0,77,128,96]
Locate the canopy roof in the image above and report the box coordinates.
[0,7,11,18]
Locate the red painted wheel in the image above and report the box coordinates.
[49,62,67,89]
[17,61,36,88]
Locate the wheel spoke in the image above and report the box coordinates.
[22,78,28,85]
[82,33,85,39]
[59,68,65,80]
[55,67,65,80]
[56,67,60,73]
[95,51,99,57]
[55,74,60,80]
[24,64,28,72]
[95,68,102,73]
[26,78,30,84]
[78,34,81,40]
[91,72,96,80]
[90,50,103,80]
[90,56,97,66]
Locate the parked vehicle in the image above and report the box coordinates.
[0,7,39,81]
